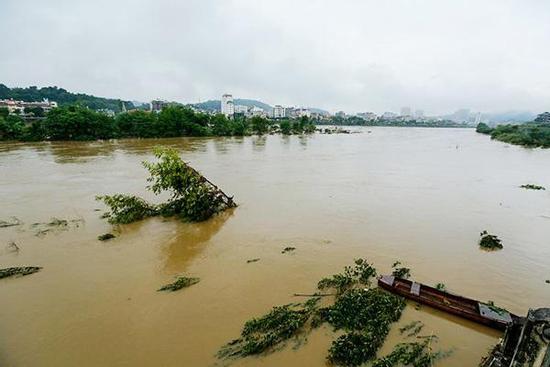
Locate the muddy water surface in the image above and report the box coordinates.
[1,127,550,366]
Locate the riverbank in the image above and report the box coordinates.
[476,122,550,148]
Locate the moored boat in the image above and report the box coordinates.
[378,275,518,331]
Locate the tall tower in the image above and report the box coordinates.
[221,94,234,117]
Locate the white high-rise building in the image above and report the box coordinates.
[272,105,285,118]
[221,94,234,117]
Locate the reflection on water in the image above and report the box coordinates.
[1,127,550,367]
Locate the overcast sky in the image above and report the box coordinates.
[1,0,549,114]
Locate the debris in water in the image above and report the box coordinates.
[520,184,545,191]
[218,297,320,358]
[479,230,503,250]
[32,217,84,237]
[391,261,411,279]
[399,321,424,337]
[0,216,22,228]
[246,258,260,263]
[371,337,451,367]
[98,233,116,241]
[0,266,42,279]
[98,147,236,224]
[6,241,20,252]
[317,258,376,294]
[158,276,200,292]
[545,280,550,284]
[281,246,296,254]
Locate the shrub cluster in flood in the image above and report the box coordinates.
[97,147,236,224]
[0,267,42,279]
[158,276,200,292]
[476,122,550,148]
[479,230,503,250]
[217,259,439,367]
[520,184,545,191]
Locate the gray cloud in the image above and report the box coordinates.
[1,0,549,114]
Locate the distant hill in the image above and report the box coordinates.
[191,99,272,112]
[0,84,134,112]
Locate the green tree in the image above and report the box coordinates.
[0,115,25,140]
[25,106,45,117]
[116,110,158,138]
[211,114,233,136]
[280,119,292,135]
[0,107,9,118]
[250,116,269,135]
[44,105,117,140]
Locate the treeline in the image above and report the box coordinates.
[0,104,316,141]
[0,84,134,112]
[476,122,550,148]
[319,115,470,128]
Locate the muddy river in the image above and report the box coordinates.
[1,127,550,366]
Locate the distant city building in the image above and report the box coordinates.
[150,100,168,113]
[272,105,285,119]
[451,108,471,122]
[400,107,411,116]
[415,109,424,118]
[248,106,267,117]
[295,107,311,118]
[234,104,248,114]
[357,112,377,121]
[382,112,398,119]
[98,109,115,117]
[0,98,57,115]
[221,94,234,117]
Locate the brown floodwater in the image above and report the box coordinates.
[1,127,550,367]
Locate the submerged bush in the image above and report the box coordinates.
[391,261,411,279]
[158,276,200,292]
[371,337,451,367]
[317,258,377,294]
[479,230,503,250]
[218,298,320,358]
[0,266,42,279]
[520,184,545,191]
[96,194,158,224]
[97,147,236,224]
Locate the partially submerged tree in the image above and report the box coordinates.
[97,147,236,224]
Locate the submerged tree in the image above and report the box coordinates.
[97,147,236,224]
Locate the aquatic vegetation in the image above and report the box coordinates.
[435,283,446,291]
[96,194,158,224]
[98,148,236,224]
[32,217,85,236]
[546,280,550,284]
[391,261,411,279]
[97,233,116,241]
[371,337,451,367]
[218,298,320,358]
[479,231,503,250]
[317,258,377,294]
[399,321,424,337]
[520,184,545,190]
[0,266,42,279]
[158,276,200,292]
[246,258,260,263]
[0,216,22,228]
[219,260,404,365]
[281,246,296,254]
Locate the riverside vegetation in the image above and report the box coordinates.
[0,104,316,141]
[218,259,449,366]
[97,147,236,224]
[476,121,550,148]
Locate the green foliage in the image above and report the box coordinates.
[250,116,269,135]
[116,110,158,138]
[211,114,234,136]
[96,194,159,224]
[0,84,132,112]
[483,123,550,148]
[479,230,503,250]
[435,283,446,291]
[0,115,26,140]
[98,148,235,224]
[520,184,545,190]
[158,276,200,292]
[0,107,9,118]
[0,266,42,279]
[399,321,424,337]
[281,246,296,254]
[317,259,377,294]
[391,261,411,279]
[476,122,493,134]
[279,120,292,135]
[45,105,117,140]
[218,298,320,358]
[371,337,450,367]
[323,289,406,366]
